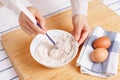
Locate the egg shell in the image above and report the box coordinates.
[93,36,111,49]
[90,48,108,63]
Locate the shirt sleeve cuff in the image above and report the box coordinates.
[70,0,88,17]
[11,0,32,16]
[20,0,32,7]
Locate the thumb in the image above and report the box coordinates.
[35,12,46,31]
[73,24,82,41]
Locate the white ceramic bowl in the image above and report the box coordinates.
[30,30,79,68]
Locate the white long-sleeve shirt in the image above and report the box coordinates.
[1,0,88,17]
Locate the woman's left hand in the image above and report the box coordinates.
[72,14,91,46]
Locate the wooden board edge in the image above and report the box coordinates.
[1,29,24,80]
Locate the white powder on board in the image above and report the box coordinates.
[34,34,77,66]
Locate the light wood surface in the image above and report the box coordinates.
[1,0,120,80]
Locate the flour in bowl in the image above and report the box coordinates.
[34,34,77,66]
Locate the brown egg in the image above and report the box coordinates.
[90,48,108,63]
[93,36,111,49]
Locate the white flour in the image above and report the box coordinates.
[35,34,77,66]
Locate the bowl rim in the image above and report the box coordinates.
[30,29,79,68]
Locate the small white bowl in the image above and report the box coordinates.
[30,30,79,68]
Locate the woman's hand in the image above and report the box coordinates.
[72,14,91,45]
[19,6,46,36]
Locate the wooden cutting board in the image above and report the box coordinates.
[1,0,120,80]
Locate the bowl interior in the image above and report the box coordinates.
[30,30,79,68]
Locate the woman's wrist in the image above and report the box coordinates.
[72,14,87,21]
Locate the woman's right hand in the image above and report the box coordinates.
[19,6,46,36]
